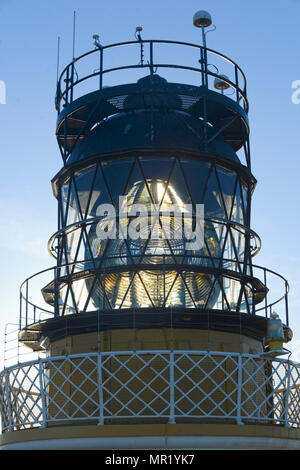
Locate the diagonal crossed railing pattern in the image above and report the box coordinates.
[0,351,299,432]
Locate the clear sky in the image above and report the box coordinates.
[0,0,299,366]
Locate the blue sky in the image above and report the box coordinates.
[0,0,299,365]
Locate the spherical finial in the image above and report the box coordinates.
[193,10,212,28]
[214,75,230,90]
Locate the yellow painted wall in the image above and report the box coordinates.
[49,328,263,356]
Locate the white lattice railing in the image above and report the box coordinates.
[0,350,300,432]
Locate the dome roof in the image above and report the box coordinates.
[67,108,240,164]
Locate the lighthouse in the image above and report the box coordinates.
[1,11,300,450]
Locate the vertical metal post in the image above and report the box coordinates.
[285,281,289,327]
[3,325,7,368]
[57,187,62,232]
[264,268,268,318]
[169,350,176,424]
[25,280,28,328]
[65,66,70,105]
[284,361,291,427]
[200,47,205,87]
[201,27,208,88]
[140,41,144,65]
[221,276,224,311]
[99,47,103,90]
[235,64,239,103]
[149,41,154,76]
[246,134,251,172]
[98,352,104,425]
[236,354,243,425]
[243,81,247,111]
[4,370,13,432]
[251,287,255,316]
[63,114,68,165]
[17,328,20,364]
[163,255,166,307]
[19,291,22,330]
[201,26,206,49]
[54,266,59,317]
[70,62,74,103]
[39,360,47,428]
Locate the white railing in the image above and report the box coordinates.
[0,350,300,432]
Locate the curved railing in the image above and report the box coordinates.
[18,256,289,331]
[0,350,299,432]
[55,40,248,113]
[47,216,261,261]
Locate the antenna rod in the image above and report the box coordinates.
[56,36,60,84]
[72,10,76,60]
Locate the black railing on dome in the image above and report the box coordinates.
[55,40,248,113]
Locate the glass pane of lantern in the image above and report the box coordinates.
[180,159,211,205]
[66,177,82,226]
[215,166,237,219]
[74,165,97,219]
[139,156,175,189]
[101,157,135,206]
[203,167,226,219]
[60,180,70,226]
[87,163,112,217]
[167,159,193,206]
[232,178,245,225]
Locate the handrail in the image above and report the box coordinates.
[1,349,296,373]
[19,256,289,330]
[58,40,246,80]
[47,216,261,260]
[55,39,248,113]
[1,350,299,432]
